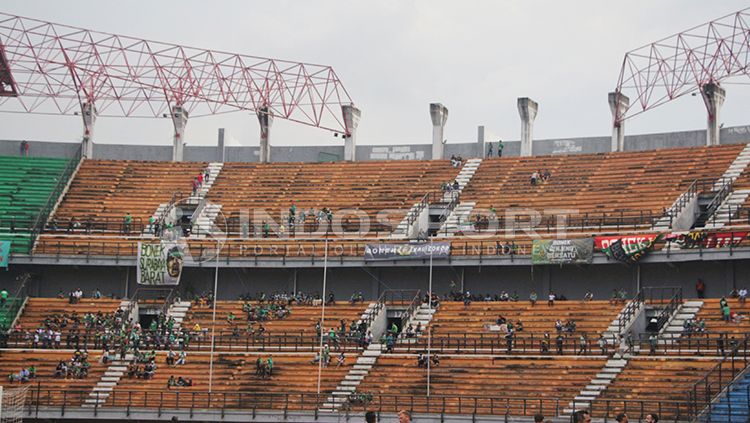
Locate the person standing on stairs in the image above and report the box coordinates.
[487,144,493,158]
[498,140,504,157]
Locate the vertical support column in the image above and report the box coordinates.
[608,92,630,152]
[701,82,726,146]
[257,105,273,163]
[430,103,448,160]
[476,125,485,158]
[81,102,97,158]
[217,128,226,162]
[342,104,361,161]
[171,105,189,162]
[517,98,538,157]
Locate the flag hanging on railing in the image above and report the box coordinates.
[137,242,184,285]
[596,234,660,263]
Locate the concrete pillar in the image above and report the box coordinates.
[476,125,485,158]
[608,92,630,152]
[430,103,448,160]
[217,128,226,162]
[342,104,361,161]
[81,102,97,158]
[171,105,188,162]
[257,105,272,163]
[701,82,726,146]
[517,98,538,157]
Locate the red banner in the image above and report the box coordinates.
[664,231,748,249]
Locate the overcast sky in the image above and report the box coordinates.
[0,1,748,147]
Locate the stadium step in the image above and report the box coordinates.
[602,299,644,345]
[566,355,630,415]
[84,353,135,405]
[167,300,192,331]
[323,342,383,412]
[438,201,476,237]
[657,301,703,344]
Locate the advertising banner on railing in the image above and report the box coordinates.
[595,234,660,263]
[531,238,593,264]
[664,231,748,249]
[0,241,9,268]
[137,242,184,285]
[364,242,450,261]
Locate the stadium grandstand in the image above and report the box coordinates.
[1,5,750,423]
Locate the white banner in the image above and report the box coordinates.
[137,242,184,285]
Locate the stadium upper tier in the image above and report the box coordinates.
[2,142,748,258]
[461,144,744,219]
[208,160,459,233]
[50,160,207,232]
[0,155,68,253]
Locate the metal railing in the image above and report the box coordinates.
[6,329,366,353]
[699,377,750,422]
[705,177,734,220]
[687,334,750,419]
[461,210,661,234]
[0,272,30,335]
[45,216,146,235]
[399,332,618,355]
[644,287,683,330]
[24,387,692,420]
[618,289,644,332]
[636,332,750,356]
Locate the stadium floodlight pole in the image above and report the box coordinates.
[316,238,329,398]
[208,241,220,394]
[427,237,433,397]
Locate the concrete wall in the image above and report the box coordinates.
[3,125,748,163]
[1,260,744,302]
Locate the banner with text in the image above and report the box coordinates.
[0,241,9,268]
[531,238,594,265]
[664,231,747,249]
[137,242,184,285]
[364,242,450,261]
[595,234,660,263]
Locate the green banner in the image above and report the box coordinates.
[532,238,594,265]
[0,241,9,268]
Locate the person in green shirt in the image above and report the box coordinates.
[123,212,132,234]
[529,290,538,306]
[0,288,8,306]
[498,140,504,157]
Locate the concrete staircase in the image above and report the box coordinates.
[391,202,423,238]
[443,158,481,201]
[192,203,223,237]
[194,162,223,198]
[712,143,750,191]
[143,162,224,235]
[704,189,750,229]
[167,300,192,331]
[436,159,482,237]
[652,189,693,231]
[83,353,134,407]
[602,300,645,346]
[398,302,437,344]
[658,300,703,345]
[438,201,476,237]
[565,357,629,414]
[653,144,750,231]
[320,342,382,412]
